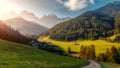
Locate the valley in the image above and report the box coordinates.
[0,0,120,68]
[39,36,120,56]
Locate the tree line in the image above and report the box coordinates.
[68,45,120,64]
[97,46,120,64]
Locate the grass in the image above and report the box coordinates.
[101,62,120,68]
[39,36,120,56]
[109,34,120,41]
[0,39,89,68]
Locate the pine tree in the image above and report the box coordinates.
[67,46,71,55]
[90,45,96,60]
[79,45,85,59]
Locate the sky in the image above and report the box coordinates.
[0,0,119,19]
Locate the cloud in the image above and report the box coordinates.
[57,0,95,11]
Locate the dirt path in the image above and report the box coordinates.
[82,60,101,68]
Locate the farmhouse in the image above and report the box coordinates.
[29,40,53,49]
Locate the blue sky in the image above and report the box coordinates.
[0,0,119,18]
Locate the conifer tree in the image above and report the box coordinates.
[67,46,71,55]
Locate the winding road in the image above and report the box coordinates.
[82,60,101,68]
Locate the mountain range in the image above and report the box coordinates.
[4,10,70,28]
[19,10,70,28]
[39,14,70,28]
[1,10,70,38]
[42,1,120,41]
[4,17,48,38]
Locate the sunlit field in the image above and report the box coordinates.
[39,36,120,56]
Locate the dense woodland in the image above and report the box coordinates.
[42,1,120,42]
[0,21,31,44]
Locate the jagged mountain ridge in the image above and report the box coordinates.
[19,10,70,28]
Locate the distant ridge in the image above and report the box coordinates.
[39,14,70,28]
[4,17,48,38]
[95,1,120,17]
[19,10,70,28]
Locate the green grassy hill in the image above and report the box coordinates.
[0,39,89,68]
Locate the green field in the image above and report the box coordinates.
[39,36,120,56]
[101,62,120,68]
[0,39,89,68]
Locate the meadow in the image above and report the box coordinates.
[39,36,120,56]
[0,39,89,68]
[101,62,120,68]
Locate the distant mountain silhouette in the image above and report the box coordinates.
[1,10,70,28]
[96,1,120,17]
[0,21,31,44]
[19,10,40,25]
[19,10,70,28]
[39,14,70,28]
[4,17,48,38]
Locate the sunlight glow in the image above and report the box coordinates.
[0,0,23,20]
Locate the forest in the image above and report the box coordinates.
[0,21,31,44]
[42,5,120,42]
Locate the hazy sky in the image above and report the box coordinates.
[0,0,119,18]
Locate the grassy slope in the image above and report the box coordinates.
[0,39,89,68]
[101,62,120,68]
[39,37,120,56]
